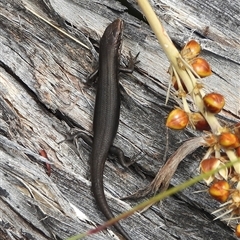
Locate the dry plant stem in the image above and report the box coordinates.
[150,136,206,193]
[136,0,240,199]
[124,137,206,199]
[137,0,221,134]
[23,3,90,50]
[171,66,190,113]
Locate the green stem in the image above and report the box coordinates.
[65,157,240,240]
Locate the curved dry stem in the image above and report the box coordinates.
[123,137,206,199]
[150,136,206,193]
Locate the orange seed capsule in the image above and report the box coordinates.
[235,224,240,238]
[203,92,225,114]
[200,157,220,173]
[209,180,230,203]
[219,132,240,149]
[200,157,228,185]
[181,40,201,60]
[166,109,189,130]
[191,57,212,77]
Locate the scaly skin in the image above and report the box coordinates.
[91,19,131,240]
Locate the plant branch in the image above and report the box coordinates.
[137,0,222,134]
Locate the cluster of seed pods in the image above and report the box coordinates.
[165,40,240,237]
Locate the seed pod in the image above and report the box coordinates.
[190,112,210,131]
[200,157,228,185]
[181,40,201,60]
[203,92,225,114]
[235,224,240,238]
[201,157,220,173]
[166,109,189,130]
[209,180,230,203]
[219,132,240,149]
[191,57,212,77]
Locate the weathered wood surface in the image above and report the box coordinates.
[0,0,239,239]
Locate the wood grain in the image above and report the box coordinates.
[0,0,239,239]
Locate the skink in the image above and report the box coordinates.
[90,19,136,240]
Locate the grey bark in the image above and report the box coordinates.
[0,0,239,240]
